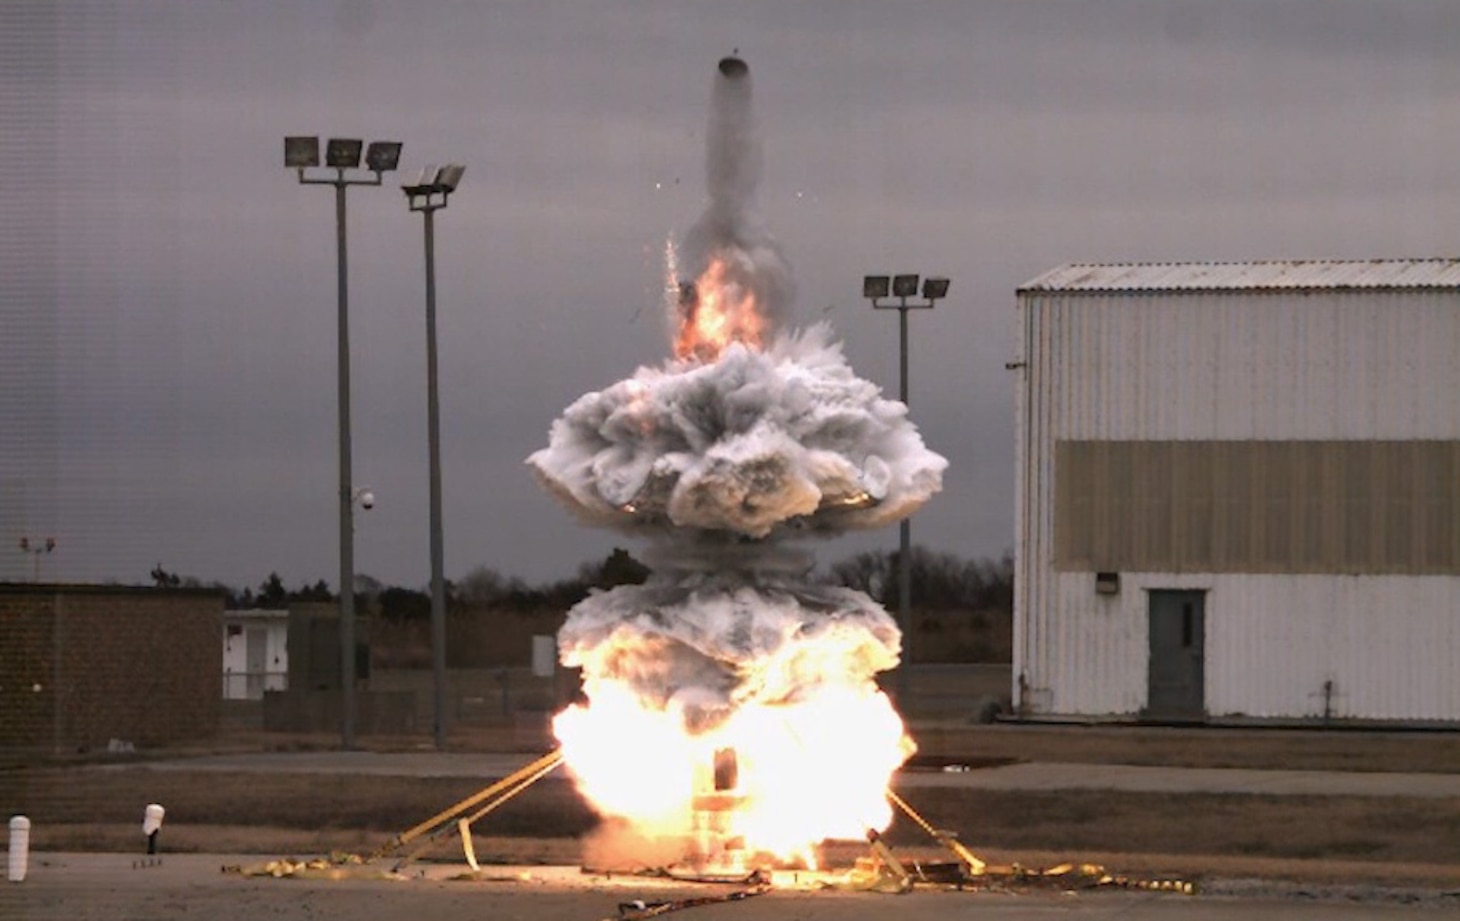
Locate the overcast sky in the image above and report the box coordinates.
[4,0,1460,591]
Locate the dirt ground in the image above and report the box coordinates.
[4,722,1460,908]
[193,719,1460,774]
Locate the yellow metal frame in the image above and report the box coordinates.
[371,749,564,867]
[886,788,987,875]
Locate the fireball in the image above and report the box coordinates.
[554,679,912,868]
[674,253,768,362]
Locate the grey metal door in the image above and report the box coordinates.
[1147,590,1205,719]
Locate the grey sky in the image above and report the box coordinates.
[4,0,1460,590]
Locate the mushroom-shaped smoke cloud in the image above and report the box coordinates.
[527,324,947,539]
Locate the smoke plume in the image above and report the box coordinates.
[674,56,795,346]
[531,57,940,863]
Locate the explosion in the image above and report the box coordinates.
[674,255,768,361]
[528,56,945,872]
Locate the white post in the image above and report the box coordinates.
[143,804,164,855]
[8,815,30,882]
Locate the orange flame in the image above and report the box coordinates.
[553,677,912,868]
[674,255,766,362]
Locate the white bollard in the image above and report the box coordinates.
[8,815,30,882]
[143,804,164,855]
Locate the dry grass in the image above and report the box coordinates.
[171,721,1460,773]
[5,723,1458,890]
[911,723,1460,773]
[879,786,1460,865]
[7,766,1460,885]
[4,771,594,838]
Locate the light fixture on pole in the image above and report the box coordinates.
[284,135,402,749]
[403,163,465,751]
[863,273,949,706]
[17,536,56,583]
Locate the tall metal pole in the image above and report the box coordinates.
[865,273,946,713]
[404,164,462,750]
[423,205,448,750]
[896,301,912,706]
[334,179,357,749]
[287,136,401,751]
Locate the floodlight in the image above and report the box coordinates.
[325,138,364,169]
[283,127,402,750]
[365,141,403,172]
[400,153,464,750]
[860,266,949,710]
[284,136,320,168]
[922,277,950,300]
[435,163,466,193]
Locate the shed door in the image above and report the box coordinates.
[1146,590,1205,720]
[245,626,268,700]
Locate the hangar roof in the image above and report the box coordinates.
[1019,258,1460,293]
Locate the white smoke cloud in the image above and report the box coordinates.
[535,59,935,857]
[559,562,901,725]
[527,323,947,539]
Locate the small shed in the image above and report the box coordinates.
[222,608,289,699]
[1013,259,1460,725]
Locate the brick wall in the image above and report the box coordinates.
[0,592,57,750]
[0,585,223,752]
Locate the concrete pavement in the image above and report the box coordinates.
[107,750,1460,797]
[3,853,1452,920]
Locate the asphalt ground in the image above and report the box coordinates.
[2,852,1452,921]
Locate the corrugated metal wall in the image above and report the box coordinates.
[1035,291,1460,440]
[1054,440,1460,573]
[1014,288,1460,723]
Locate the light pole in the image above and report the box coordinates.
[403,163,465,750]
[17,536,56,582]
[284,135,402,749]
[863,273,949,707]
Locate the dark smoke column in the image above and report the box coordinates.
[675,55,795,348]
[527,56,946,869]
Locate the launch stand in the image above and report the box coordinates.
[371,749,564,871]
[370,746,986,882]
[224,745,1193,901]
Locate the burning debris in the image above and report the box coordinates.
[672,53,793,361]
[528,55,944,873]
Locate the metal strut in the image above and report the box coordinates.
[886,788,987,876]
[371,749,564,867]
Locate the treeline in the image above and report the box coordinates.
[150,545,1013,621]
[149,548,652,616]
[826,547,1013,613]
